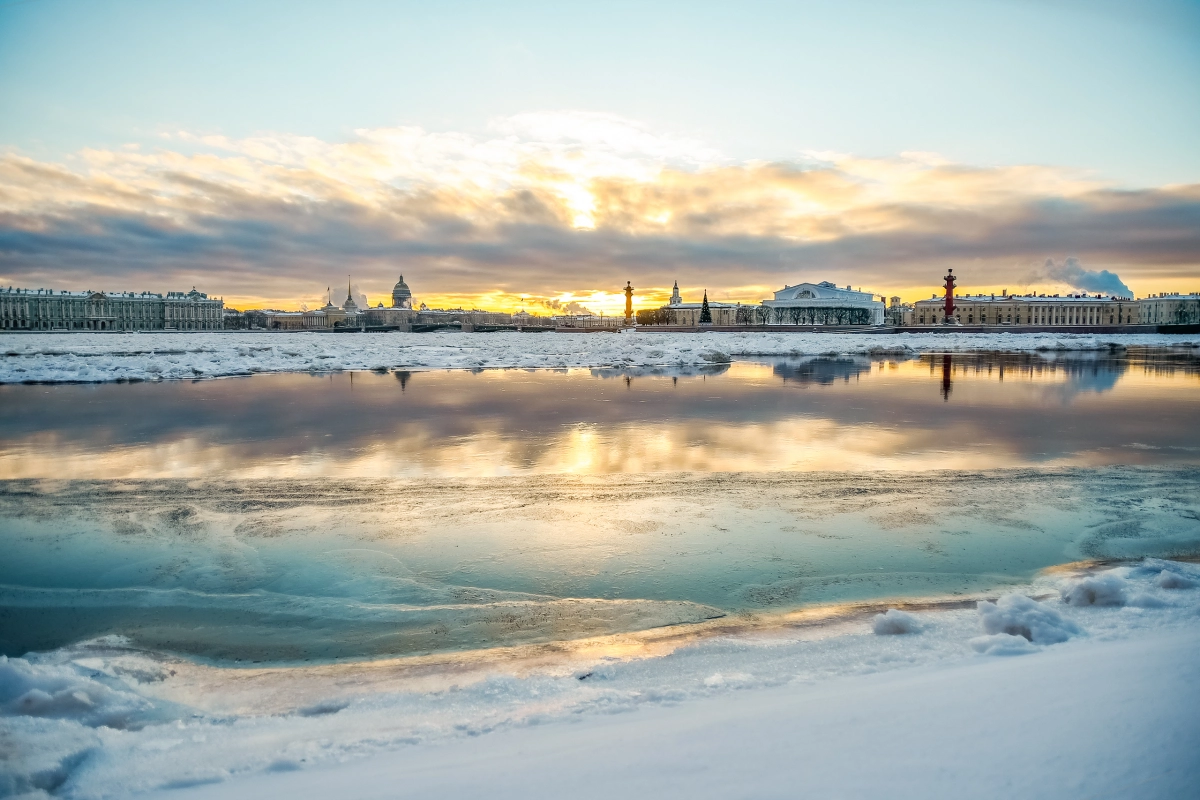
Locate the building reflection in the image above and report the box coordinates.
[772,356,874,385]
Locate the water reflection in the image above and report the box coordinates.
[0,348,1197,479]
[772,356,873,385]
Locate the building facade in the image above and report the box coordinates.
[0,286,223,331]
[904,291,1140,327]
[1137,293,1200,325]
[762,282,886,326]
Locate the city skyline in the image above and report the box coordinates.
[2,0,1198,315]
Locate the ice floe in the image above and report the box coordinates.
[0,330,1195,383]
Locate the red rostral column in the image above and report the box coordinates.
[943,269,957,322]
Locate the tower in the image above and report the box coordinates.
[624,281,634,323]
[943,269,957,323]
[670,280,681,306]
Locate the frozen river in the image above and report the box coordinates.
[2,348,1198,663]
[4,342,1200,797]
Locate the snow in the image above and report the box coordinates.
[871,608,921,635]
[150,625,1200,800]
[976,592,1082,644]
[0,331,1194,383]
[1155,569,1197,590]
[1061,573,1129,607]
[2,559,1199,798]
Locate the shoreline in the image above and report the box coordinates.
[6,557,1199,797]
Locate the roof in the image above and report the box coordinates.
[915,294,1132,304]
[771,281,880,303]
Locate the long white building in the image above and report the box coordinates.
[0,286,223,331]
[902,290,1200,327]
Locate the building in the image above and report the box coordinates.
[0,286,223,331]
[886,296,911,326]
[762,282,886,326]
[904,290,1140,327]
[658,288,739,325]
[1137,293,1200,325]
[391,275,414,309]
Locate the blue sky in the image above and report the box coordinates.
[0,0,1197,308]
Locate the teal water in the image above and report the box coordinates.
[1,350,1198,663]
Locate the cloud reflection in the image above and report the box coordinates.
[0,350,1197,480]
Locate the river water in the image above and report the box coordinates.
[2,348,1198,664]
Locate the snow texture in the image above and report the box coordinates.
[1155,569,1197,590]
[2,560,1198,798]
[976,593,1082,644]
[1061,573,1129,607]
[0,331,1194,383]
[872,609,921,635]
[968,633,1040,656]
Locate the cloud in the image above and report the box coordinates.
[1029,257,1133,297]
[0,112,1197,308]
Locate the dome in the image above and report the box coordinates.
[391,275,413,309]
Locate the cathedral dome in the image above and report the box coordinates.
[391,275,413,309]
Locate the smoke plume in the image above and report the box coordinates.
[537,299,597,315]
[1036,257,1132,298]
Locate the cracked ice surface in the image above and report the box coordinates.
[1,330,1196,383]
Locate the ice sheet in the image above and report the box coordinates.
[2,331,1195,383]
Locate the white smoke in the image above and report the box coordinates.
[538,299,597,316]
[1032,257,1132,298]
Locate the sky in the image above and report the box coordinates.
[0,0,1198,313]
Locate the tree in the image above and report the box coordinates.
[699,291,712,324]
[636,307,669,325]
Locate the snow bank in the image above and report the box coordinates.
[0,651,174,731]
[1155,570,1198,590]
[1061,574,1128,607]
[0,331,1193,383]
[144,629,1200,800]
[872,609,921,635]
[976,593,1082,644]
[2,561,1198,798]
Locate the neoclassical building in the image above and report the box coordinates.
[391,275,414,309]
[905,291,1139,326]
[762,282,886,326]
[0,286,223,331]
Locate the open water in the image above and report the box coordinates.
[2,348,1199,664]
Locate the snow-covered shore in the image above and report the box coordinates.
[145,627,1200,800]
[1,331,1195,383]
[3,559,1199,798]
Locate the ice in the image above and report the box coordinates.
[2,561,1199,797]
[968,633,1039,655]
[0,330,1194,383]
[1155,570,1197,590]
[1061,574,1128,606]
[872,609,922,635]
[976,593,1082,644]
[0,654,165,730]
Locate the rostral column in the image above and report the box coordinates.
[943,269,957,323]
[624,281,634,324]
